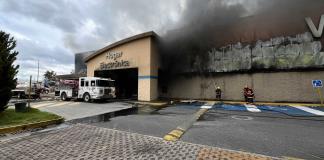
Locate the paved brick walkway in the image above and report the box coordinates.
[0,124,277,160]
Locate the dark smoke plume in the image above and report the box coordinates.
[160,0,324,74]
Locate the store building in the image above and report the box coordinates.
[85,31,159,101]
[84,14,324,103]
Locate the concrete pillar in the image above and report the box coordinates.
[138,77,158,101]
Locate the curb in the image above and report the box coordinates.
[134,101,168,107]
[164,108,209,141]
[67,106,137,124]
[0,118,64,134]
[194,100,323,107]
[174,98,322,107]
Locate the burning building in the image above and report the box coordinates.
[75,51,95,75]
[85,0,324,102]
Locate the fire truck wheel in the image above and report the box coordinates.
[83,93,91,102]
[61,92,67,101]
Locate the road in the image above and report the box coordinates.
[92,103,324,159]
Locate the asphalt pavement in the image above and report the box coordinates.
[37,101,133,120]
[184,109,324,159]
[6,99,324,159]
[93,104,198,138]
[92,103,324,159]
[8,100,134,121]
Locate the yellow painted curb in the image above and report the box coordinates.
[0,118,64,134]
[281,156,304,160]
[163,134,178,141]
[164,108,209,142]
[163,129,185,141]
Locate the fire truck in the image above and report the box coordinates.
[55,77,116,102]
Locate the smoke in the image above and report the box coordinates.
[160,0,324,73]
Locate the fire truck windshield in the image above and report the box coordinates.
[96,80,114,87]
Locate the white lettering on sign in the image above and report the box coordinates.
[100,61,130,70]
[101,51,130,70]
[106,51,123,60]
[305,14,324,38]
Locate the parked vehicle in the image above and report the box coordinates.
[12,82,42,99]
[55,77,116,102]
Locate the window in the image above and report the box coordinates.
[91,80,95,86]
[96,80,114,87]
[85,81,89,87]
[80,79,84,86]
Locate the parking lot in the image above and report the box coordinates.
[8,99,134,121]
[92,103,324,159]
[7,99,324,159]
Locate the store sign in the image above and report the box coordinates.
[305,14,324,38]
[106,51,123,60]
[99,51,130,70]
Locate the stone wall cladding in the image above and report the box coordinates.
[163,71,324,103]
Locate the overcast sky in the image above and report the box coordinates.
[2,0,318,82]
[0,0,186,82]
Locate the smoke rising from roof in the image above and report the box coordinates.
[160,0,324,73]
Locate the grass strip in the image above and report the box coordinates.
[0,108,62,128]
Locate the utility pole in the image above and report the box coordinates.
[28,75,32,108]
[37,60,39,83]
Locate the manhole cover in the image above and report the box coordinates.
[231,115,253,120]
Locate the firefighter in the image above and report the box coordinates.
[243,85,254,103]
[215,86,222,100]
[246,89,254,103]
[243,85,249,102]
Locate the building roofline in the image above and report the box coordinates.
[84,31,157,62]
[75,50,97,55]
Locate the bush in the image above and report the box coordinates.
[0,31,19,112]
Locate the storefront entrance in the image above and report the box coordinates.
[95,68,138,99]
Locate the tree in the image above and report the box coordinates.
[0,31,19,112]
[44,70,56,81]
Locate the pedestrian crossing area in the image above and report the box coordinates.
[30,101,80,108]
[212,103,324,116]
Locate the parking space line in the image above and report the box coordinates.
[32,102,55,108]
[201,105,213,109]
[291,105,324,116]
[45,102,73,108]
[66,102,80,106]
[244,104,261,112]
